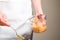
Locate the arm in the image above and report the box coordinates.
[32,0,43,15]
[31,0,47,33]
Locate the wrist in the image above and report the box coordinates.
[35,10,43,16]
[36,13,43,16]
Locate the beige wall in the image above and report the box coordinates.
[33,0,60,40]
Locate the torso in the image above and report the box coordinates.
[0,0,32,38]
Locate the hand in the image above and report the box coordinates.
[37,14,46,23]
[32,14,47,33]
[0,12,10,26]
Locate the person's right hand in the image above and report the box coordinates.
[0,12,10,26]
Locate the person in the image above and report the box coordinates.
[0,0,46,40]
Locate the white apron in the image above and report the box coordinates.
[0,0,32,38]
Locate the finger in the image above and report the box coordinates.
[0,12,7,19]
[37,14,43,19]
[0,19,10,26]
[1,13,7,19]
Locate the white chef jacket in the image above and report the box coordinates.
[0,0,32,38]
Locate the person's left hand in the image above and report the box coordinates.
[32,14,47,33]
